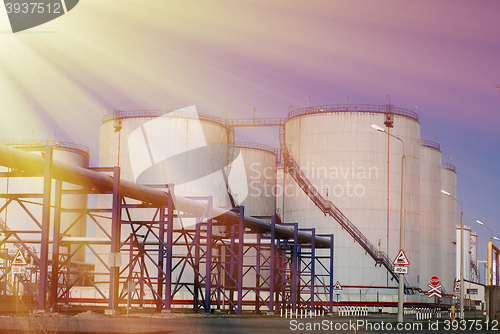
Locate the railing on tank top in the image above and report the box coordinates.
[279,139,411,291]
[287,104,419,122]
[226,118,283,127]
[442,162,456,173]
[234,141,279,156]
[0,139,90,157]
[420,139,441,151]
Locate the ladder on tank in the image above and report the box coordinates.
[278,126,411,293]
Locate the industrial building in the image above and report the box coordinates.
[0,103,465,314]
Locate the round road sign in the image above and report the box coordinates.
[430,276,440,286]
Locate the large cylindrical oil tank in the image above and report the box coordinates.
[0,139,90,262]
[99,109,230,205]
[441,163,457,292]
[457,225,471,281]
[419,140,442,289]
[96,108,231,285]
[284,105,421,292]
[232,142,277,217]
[98,108,231,226]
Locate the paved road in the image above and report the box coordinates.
[0,314,495,333]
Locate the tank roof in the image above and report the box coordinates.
[287,104,419,122]
[0,139,90,158]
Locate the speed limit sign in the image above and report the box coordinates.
[12,265,26,275]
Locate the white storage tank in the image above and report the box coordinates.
[419,140,442,289]
[441,163,457,292]
[456,225,471,281]
[96,108,231,286]
[99,108,230,205]
[232,142,277,217]
[284,105,421,292]
[98,108,231,226]
[0,139,90,262]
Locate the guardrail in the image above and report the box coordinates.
[104,104,419,129]
[0,139,90,157]
[442,162,456,173]
[287,104,418,122]
[420,139,440,151]
[227,118,283,127]
[103,110,227,126]
[235,141,278,155]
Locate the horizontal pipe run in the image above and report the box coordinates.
[0,144,330,248]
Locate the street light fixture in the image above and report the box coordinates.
[371,124,386,132]
[371,124,406,322]
[476,220,493,242]
[441,189,464,319]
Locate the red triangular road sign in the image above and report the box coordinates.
[12,249,28,266]
[392,249,410,266]
[333,281,342,290]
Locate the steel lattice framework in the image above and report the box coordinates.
[0,144,335,314]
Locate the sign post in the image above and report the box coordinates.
[333,281,342,314]
[392,249,409,321]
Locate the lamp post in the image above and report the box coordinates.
[371,124,406,322]
[441,189,464,319]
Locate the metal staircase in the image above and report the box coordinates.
[279,125,411,292]
[470,260,480,283]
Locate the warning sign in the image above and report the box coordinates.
[426,284,443,298]
[11,249,28,275]
[12,249,28,266]
[333,281,342,294]
[392,249,410,266]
